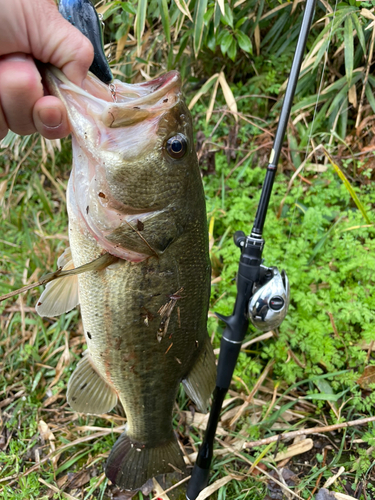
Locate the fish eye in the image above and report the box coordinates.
[165,134,188,159]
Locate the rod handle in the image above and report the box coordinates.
[186,464,210,500]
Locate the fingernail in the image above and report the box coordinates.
[38,107,63,128]
[3,53,29,62]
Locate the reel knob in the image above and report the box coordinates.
[233,231,246,248]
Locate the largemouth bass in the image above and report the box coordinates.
[39,67,216,490]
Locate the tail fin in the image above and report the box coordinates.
[105,431,185,490]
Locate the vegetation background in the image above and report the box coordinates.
[2,0,375,498]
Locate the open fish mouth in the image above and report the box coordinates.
[46,66,181,128]
[45,67,184,262]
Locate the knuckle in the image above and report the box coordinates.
[0,67,40,95]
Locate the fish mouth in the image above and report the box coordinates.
[46,66,181,127]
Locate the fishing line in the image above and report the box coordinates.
[283,0,339,262]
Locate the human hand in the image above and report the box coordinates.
[0,0,94,140]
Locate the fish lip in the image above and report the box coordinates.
[45,65,181,109]
[138,71,180,92]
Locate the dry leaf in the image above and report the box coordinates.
[217,0,225,16]
[292,0,304,14]
[196,476,236,500]
[305,164,328,173]
[274,438,313,462]
[116,33,129,61]
[333,493,357,500]
[182,411,228,435]
[174,0,193,21]
[38,420,55,442]
[260,2,290,21]
[96,3,115,15]
[254,24,260,56]
[348,84,357,108]
[206,76,220,122]
[358,340,375,351]
[323,466,345,488]
[67,470,91,489]
[188,73,219,110]
[357,365,375,389]
[361,8,375,20]
[152,478,171,500]
[218,72,238,122]
[0,180,7,206]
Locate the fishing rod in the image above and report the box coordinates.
[58,0,316,497]
[186,0,317,498]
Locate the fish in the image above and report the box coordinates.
[39,66,217,491]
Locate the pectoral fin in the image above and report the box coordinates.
[182,336,216,413]
[36,249,79,317]
[35,250,119,317]
[67,351,118,415]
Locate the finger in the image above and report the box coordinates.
[26,0,94,86]
[0,54,43,135]
[50,25,94,86]
[33,95,70,140]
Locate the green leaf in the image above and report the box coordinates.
[365,83,375,114]
[31,371,43,392]
[120,1,136,15]
[235,30,253,54]
[221,3,234,28]
[227,38,237,61]
[220,31,233,55]
[203,6,214,25]
[350,12,366,53]
[214,1,221,29]
[193,0,208,56]
[308,216,344,264]
[158,0,170,44]
[344,15,354,84]
[102,1,123,20]
[135,0,147,48]
[33,175,53,218]
[235,17,247,29]
[174,33,190,64]
[303,389,349,402]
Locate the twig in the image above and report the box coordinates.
[244,415,375,449]
[123,219,159,257]
[216,438,304,500]
[229,360,275,427]
[149,475,191,500]
[38,478,80,500]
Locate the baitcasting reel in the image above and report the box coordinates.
[248,265,290,331]
[233,230,290,332]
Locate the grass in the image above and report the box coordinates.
[2,63,375,500]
